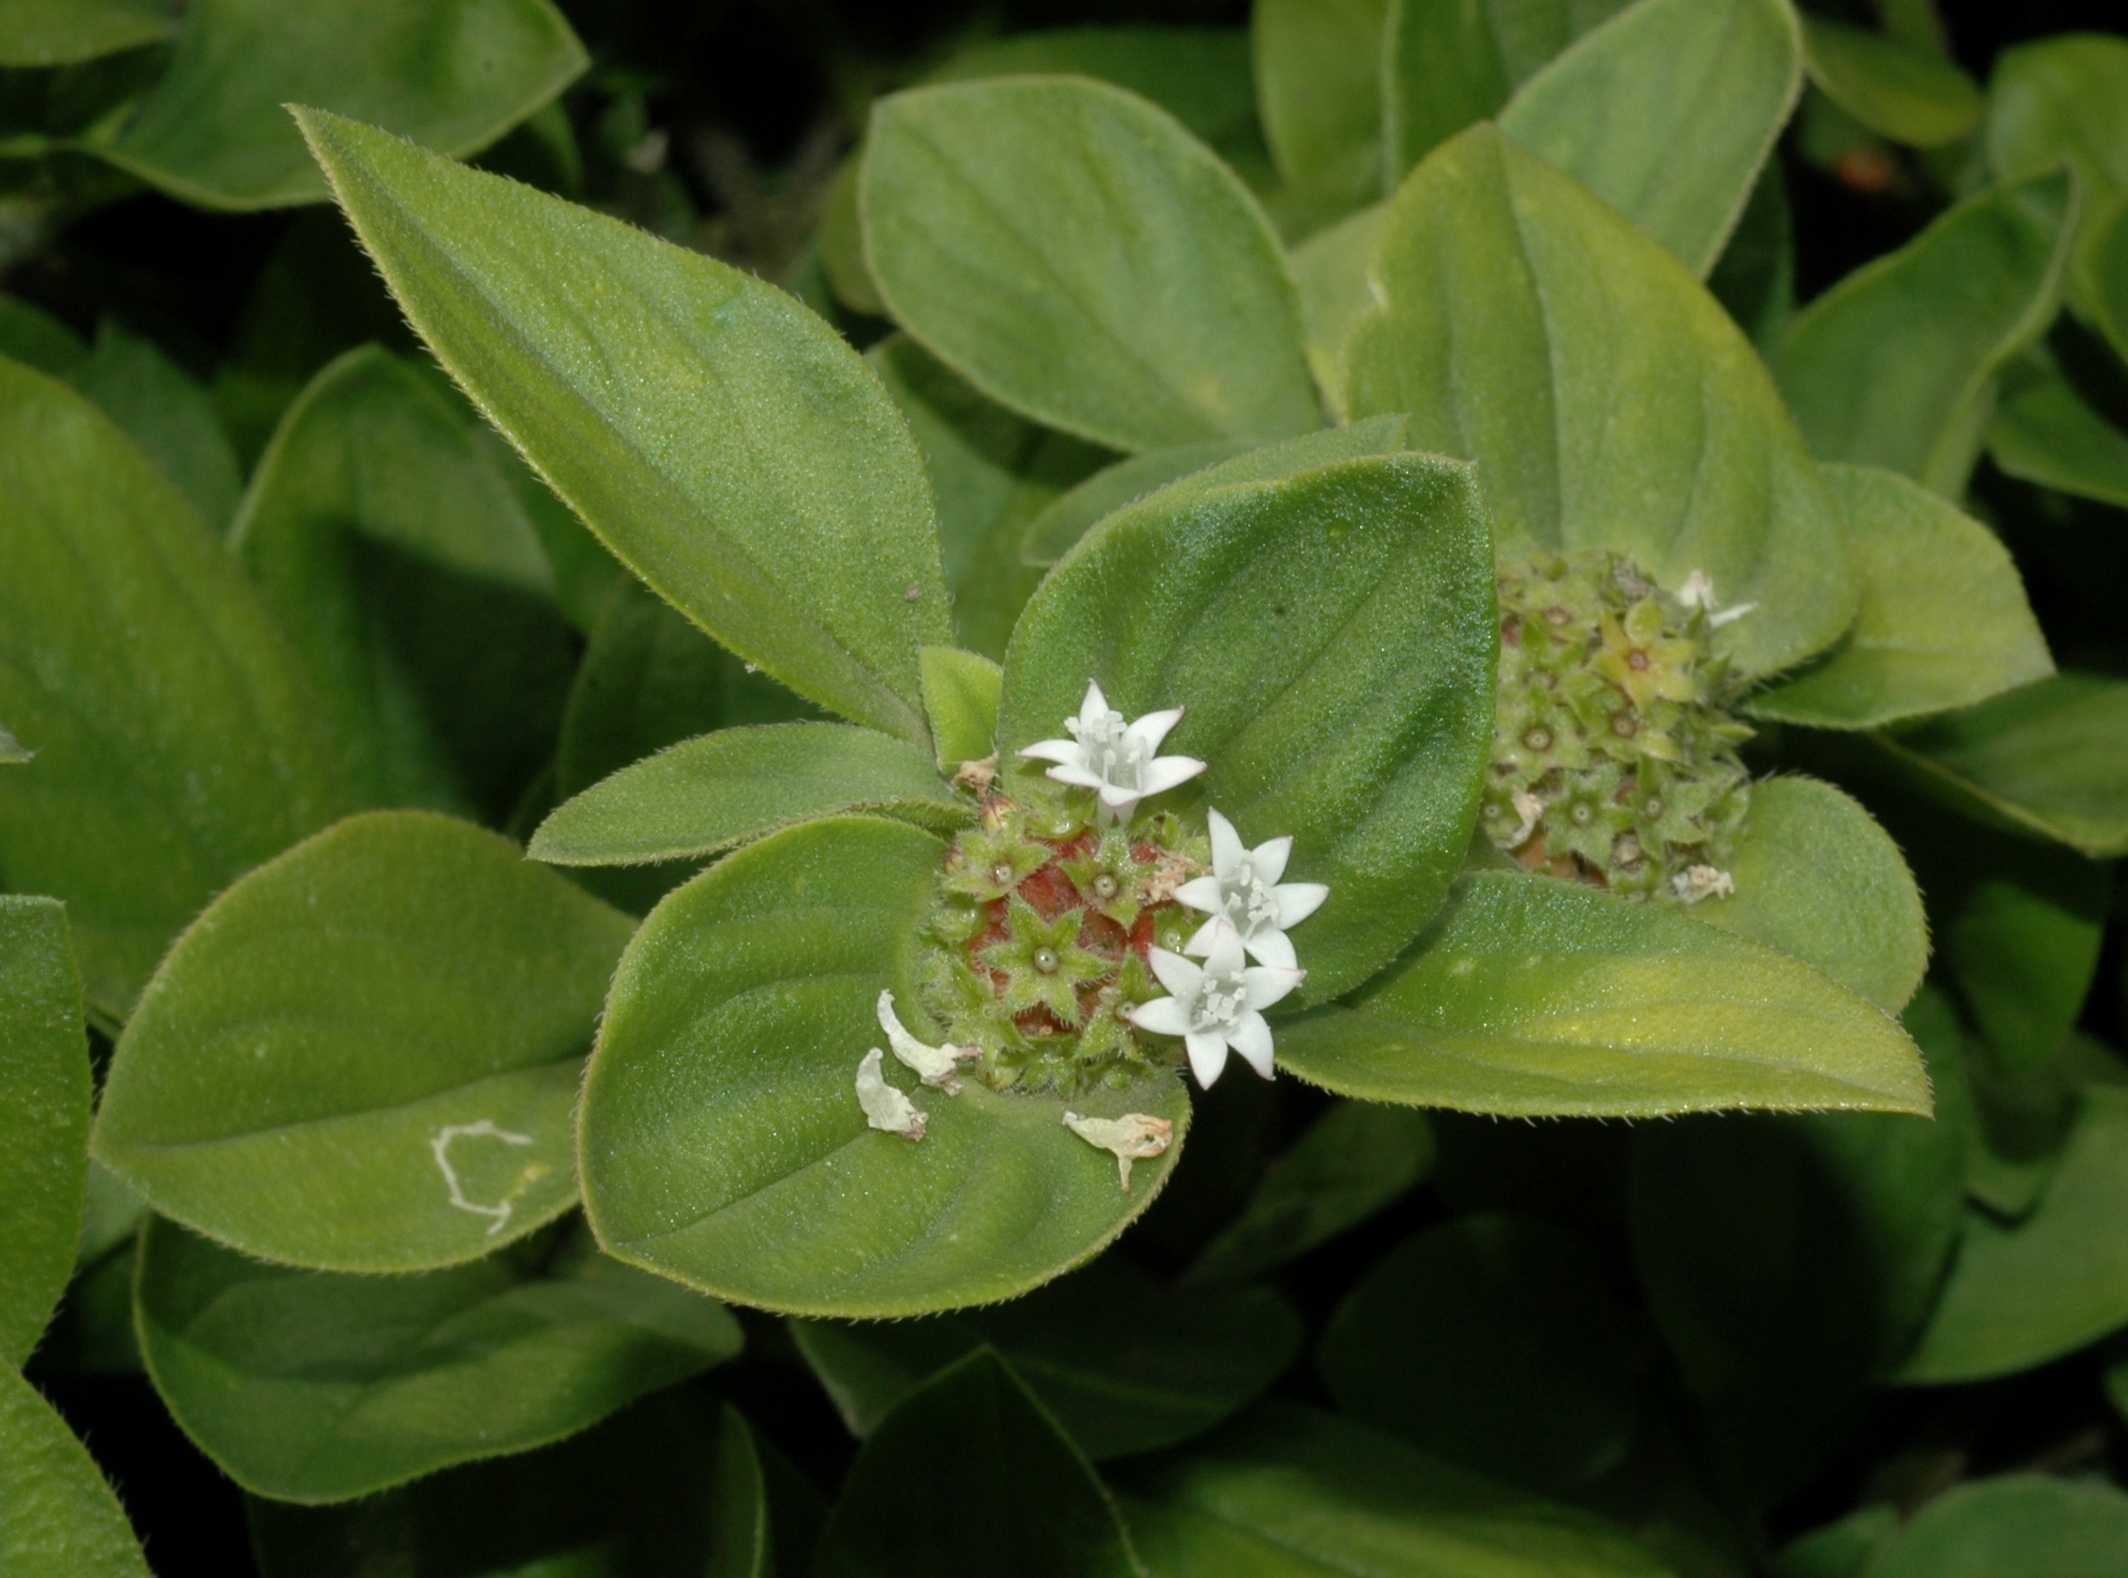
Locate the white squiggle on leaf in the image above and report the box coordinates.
[430,1120,536,1235]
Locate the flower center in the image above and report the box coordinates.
[1191,967,1250,1034]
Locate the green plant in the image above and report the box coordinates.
[3,2,2127,1575]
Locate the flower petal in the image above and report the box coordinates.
[1206,807,1244,876]
[1229,1013,1276,1079]
[1174,876,1224,915]
[1096,784,1143,814]
[1128,995,1194,1037]
[1251,835,1293,886]
[1198,917,1247,977]
[1125,705,1185,756]
[1184,1030,1230,1087]
[1147,945,1203,998]
[1182,915,1223,956]
[1078,680,1111,732]
[1017,738,1083,765]
[1275,882,1329,929]
[1240,927,1297,971]
[1139,755,1207,797]
[1046,764,1107,791]
[1243,963,1305,1011]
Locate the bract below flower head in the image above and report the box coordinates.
[1128,918,1304,1088]
[1018,680,1206,823]
[1175,808,1328,970]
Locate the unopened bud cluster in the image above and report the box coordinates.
[1483,549,1752,902]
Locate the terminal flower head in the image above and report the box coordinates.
[1128,918,1304,1088]
[1175,808,1328,970]
[1018,680,1205,823]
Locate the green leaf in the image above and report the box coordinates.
[1694,777,1927,1015]
[297,111,951,745]
[706,1403,774,1578]
[1498,0,1802,278]
[791,1258,1299,1460]
[1746,465,2052,731]
[1711,160,1798,349]
[1346,123,1854,679]
[0,897,88,1365]
[98,0,587,211]
[234,345,577,821]
[1319,1214,1641,1491]
[926,26,1265,171]
[861,78,1321,455]
[1770,169,2077,496]
[1021,442,1256,569]
[1116,1402,1671,1578]
[1631,1108,1962,1503]
[531,723,969,869]
[65,321,243,527]
[0,0,170,66]
[1001,450,1495,1001]
[0,355,348,1024]
[94,811,636,1271]
[0,1362,151,1577]
[1800,16,1982,149]
[1276,871,1933,1118]
[138,1214,741,1503]
[1861,1475,2128,1578]
[581,816,1188,1317]
[1773,1505,1898,1578]
[248,1390,765,1578]
[1988,367,2128,508]
[1899,1085,2128,1383]
[1874,673,2128,859]
[815,1348,1145,1578]
[1252,0,1388,220]
[869,334,1108,660]
[1288,202,1383,402]
[1382,0,1631,183]
[0,293,87,378]
[1184,1100,1433,1285]
[920,647,1002,774]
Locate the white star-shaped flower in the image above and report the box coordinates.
[1128,917,1304,1088]
[1174,808,1329,970]
[1018,680,1205,823]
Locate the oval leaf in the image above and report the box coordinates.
[0,0,170,67]
[1694,776,1928,1014]
[0,355,347,1023]
[1988,368,2128,509]
[862,77,1321,454]
[999,449,1495,1001]
[137,1215,741,1502]
[581,816,1188,1317]
[815,1348,1144,1578]
[791,1258,1300,1459]
[100,0,587,211]
[0,898,89,1366]
[1863,1475,2128,1578]
[1021,440,1252,569]
[1800,16,1982,149]
[0,1362,151,1577]
[1771,168,2077,496]
[1320,1214,1642,1491]
[1747,464,2053,731]
[296,109,951,744]
[1116,1402,1670,1578]
[1276,870,1933,1117]
[531,722,969,868]
[1899,1085,2128,1384]
[1345,123,1854,679]
[95,811,636,1271]
[1874,673,2128,860]
[234,345,577,821]
[1499,0,1802,277]
[1253,0,1388,219]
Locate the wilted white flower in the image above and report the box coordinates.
[876,989,978,1093]
[1671,864,1737,904]
[855,1048,926,1140]
[1128,918,1304,1087]
[1175,808,1328,970]
[1060,1110,1174,1190]
[1018,680,1205,823]
[1678,570,1758,629]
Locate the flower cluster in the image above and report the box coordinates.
[1483,549,1754,902]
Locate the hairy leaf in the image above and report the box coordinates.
[1276,871,1933,1117]
[0,1363,150,1577]
[95,812,635,1270]
[0,898,89,1365]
